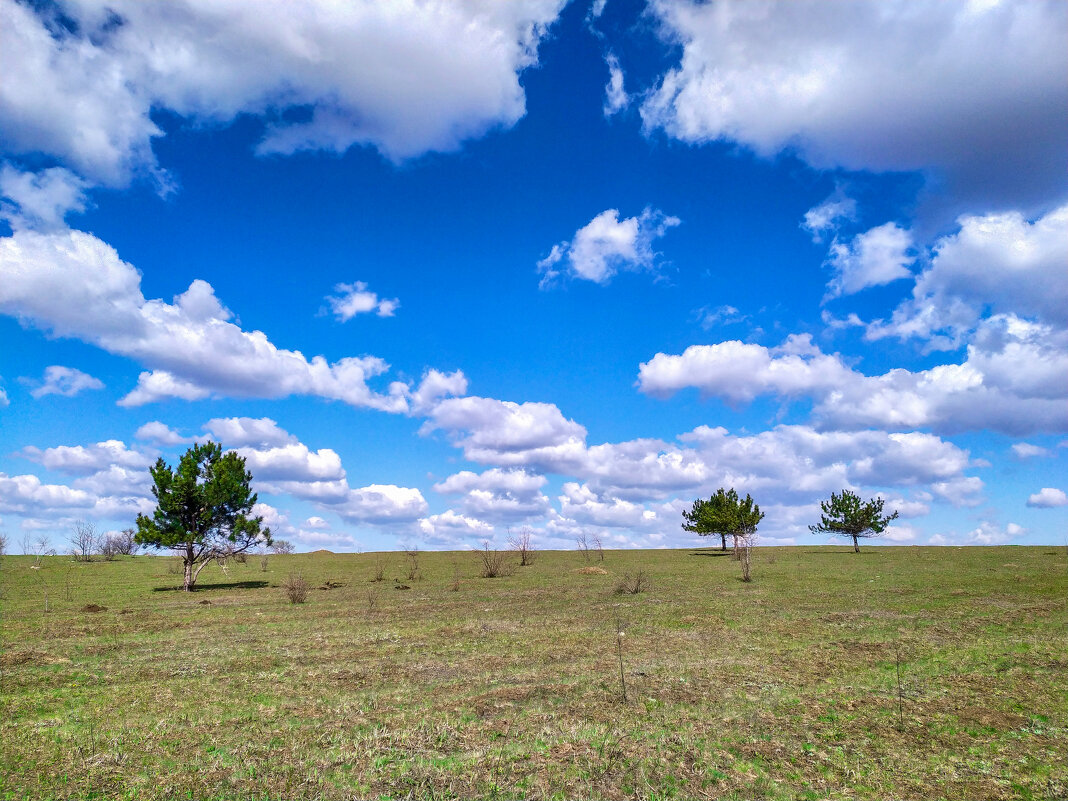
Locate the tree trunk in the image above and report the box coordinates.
[720,533,727,551]
[183,555,193,591]
[732,534,740,560]
[853,534,860,553]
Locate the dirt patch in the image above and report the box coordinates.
[198,600,211,605]
[319,580,343,590]
[955,707,1027,730]
[394,584,411,590]
[81,604,107,613]
[0,649,71,667]
[575,566,609,575]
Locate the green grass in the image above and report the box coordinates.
[1,545,1066,800]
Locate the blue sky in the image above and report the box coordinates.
[1,0,1065,552]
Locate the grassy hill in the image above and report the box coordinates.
[1,545,1065,800]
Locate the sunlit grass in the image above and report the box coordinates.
[1,545,1065,799]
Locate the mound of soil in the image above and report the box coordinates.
[198,600,211,605]
[574,566,609,575]
[309,549,334,555]
[394,584,411,590]
[81,604,107,613]
[319,580,343,590]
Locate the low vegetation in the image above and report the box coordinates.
[0,546,1065,800]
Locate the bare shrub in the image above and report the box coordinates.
[403,546,421,581]
[615,569,650,595]
[271,539,295,555]
[99,534,119,561]
[593,534,605,562]
[370,556,388,582]
[281,572,309,604]
[576,532,591,562]
[508,527,537,566]
[259,549,269,572]
[478,541,515,578]
[69,521,97,563]
[366,588,379,613]
[739,533,755,582]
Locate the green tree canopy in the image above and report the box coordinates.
[808,489,898,552]
[135,442,271,590]
[683,488,764,551]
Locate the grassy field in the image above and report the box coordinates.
[0,545,1065,800]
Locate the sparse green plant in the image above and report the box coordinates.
[809,490,899,552]
[281,572,309,604]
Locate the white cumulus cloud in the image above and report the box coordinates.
[538,207,680,286]
[1027,488,1067,508]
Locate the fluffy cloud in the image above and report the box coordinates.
[134,421,191,446]
[637,334,853,404]
[1011,443,1050,460]
[824,222,913,298]
[335,484,428,524]
[0,0,566,185]
[203,417,298,449]
[538,207,680,286]
[639,322,1068,436]
[1027,488,1067,509]
[0,472,94,513]
[326,282,399,321]
[418,509,494,542]
[641,0,1067,211]
[421,395,588,467]
[22,365,104,399]
[433,467,550,522]
[0,166,88,231]
[869,206,1068,347]
[0,229,410,411]
[21,440,154,475]
[802,191,856,243]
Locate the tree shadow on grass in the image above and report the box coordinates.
[152,580,269,592]
[690,549,732,557]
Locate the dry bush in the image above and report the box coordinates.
[370,556,388,582]
[593,534,605,562]
[615,569,650,595]
[508,527,537,566]
[739,533,756,582]
[403,546,421,581]
[281,572,309,604]
[366,588,379,613]
[478,541,515,578]
[69,521,97,563]
[576,532,591,562]
[271,539,295,555]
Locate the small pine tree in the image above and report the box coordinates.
[809,490,898,552]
